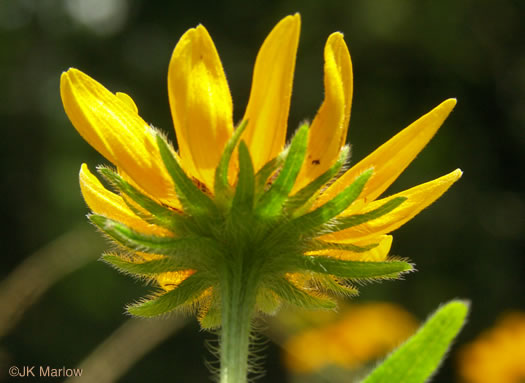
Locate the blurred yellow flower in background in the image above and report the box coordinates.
[457,312,525,383]
[281,302,418,374]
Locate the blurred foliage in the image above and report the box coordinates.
[1,0,524,382]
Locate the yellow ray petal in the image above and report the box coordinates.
[168,24,233,188]
[115,165,183,211]
[79,164,172,237]
[61,69,175,201]
[353,235,392,262]
[114,252,198,294]
[317,99,457,206]
[321,169,462,242]
[242,14,301,171]
[157,270,195,292]
[307,235,392,262]
[295,32,353,191]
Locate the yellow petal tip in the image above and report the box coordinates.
[79,163,94,186]
[282,13,301,29]
[452,168,463,179]
[429,98,457,123]
[438,168,463,189]
[328,31,344,41]
[60,70,71,91]
[62,67,83,79]
[195,24,209,36]
[276,14,301,38]
[442,98,457,111]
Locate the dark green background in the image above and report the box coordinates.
[1,0,524,382]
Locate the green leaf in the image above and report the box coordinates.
[256,123,309,218]
[296,255,414,280]
[214,120,248,203]
[333,196,407,231]
[288,169,373,233]
[156,133,217,216]
[127,272,210,317]
[102,254,194,275]
[361,300,469,383]
[98,167,186,231]
[286,146,349,215]
[232,141,255,213]
[269,277,336,310]
[90,214,220,258]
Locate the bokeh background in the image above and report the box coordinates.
[1,0,524,382]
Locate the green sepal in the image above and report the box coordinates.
[255,287,282,316]
[101,254,194,276]
[288,169,373,233]
[254,150,286,198]
[89,214,221,258]
[269,277,336,310]
[255,123,309,218]
[156,133,217,217]
[97,166,186,231]
[296,255,414,280]
[314,274,359,297]
[361,300,469,383]
[333,196,406,231]
[199,291,222,330]
[127,272,211,317]
[232,141,255,213]
[214,120,248,205]
[286,146,350,216]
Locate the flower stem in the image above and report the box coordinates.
[219,264,257,383]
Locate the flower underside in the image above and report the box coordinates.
[92,122,412,327]
[61,14,462,329]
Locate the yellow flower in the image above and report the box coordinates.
[281,302,419,374]
[60,14,461,323]
[457,312,525,383]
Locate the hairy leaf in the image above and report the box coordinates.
[361,300,469,383]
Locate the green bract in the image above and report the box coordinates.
[91,121,412,326]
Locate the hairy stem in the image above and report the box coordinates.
[219,260,258,383]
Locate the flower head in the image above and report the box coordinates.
[61,14,461,326]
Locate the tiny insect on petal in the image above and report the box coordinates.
[295,32,353,191]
